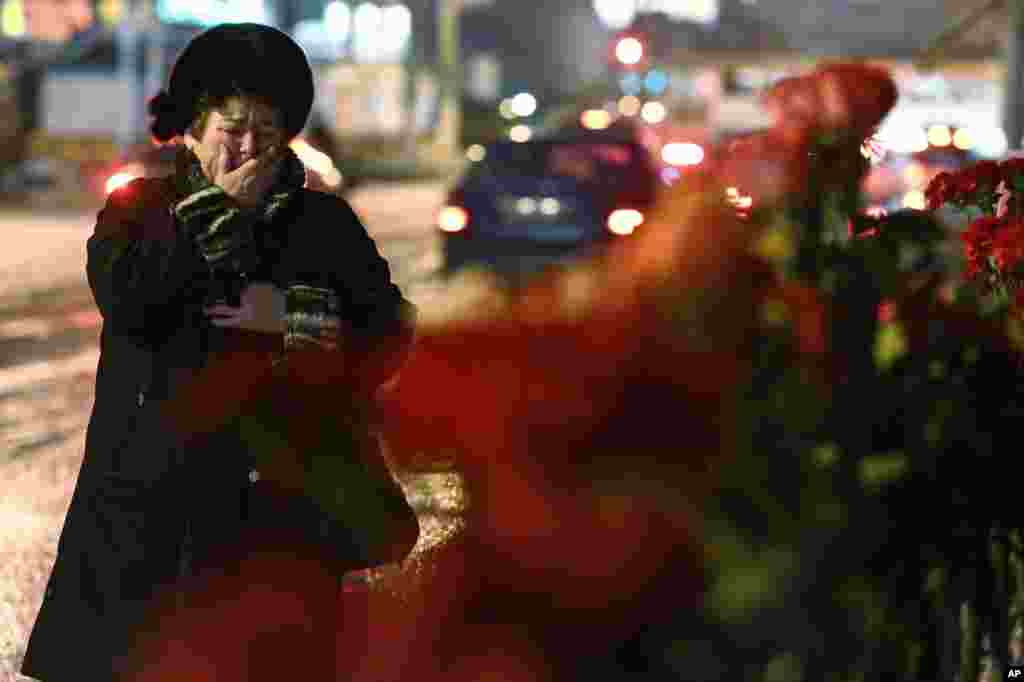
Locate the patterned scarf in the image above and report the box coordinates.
[172,144,307,276]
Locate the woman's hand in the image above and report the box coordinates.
[184,134,284,209]
[205,281,285,334]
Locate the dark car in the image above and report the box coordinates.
[437,129,660,281]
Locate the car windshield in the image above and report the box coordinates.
[474,142,637,183]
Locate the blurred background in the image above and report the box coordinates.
[3,1,1024,678]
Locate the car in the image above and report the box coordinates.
[85,135,345,198]
[437,127,661,282]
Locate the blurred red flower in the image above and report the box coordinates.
[961,216,1001,279]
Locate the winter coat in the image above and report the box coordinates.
[20,176,419,682]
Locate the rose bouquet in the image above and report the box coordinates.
[925,157,1024,308]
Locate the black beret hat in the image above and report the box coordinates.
[149,23,314,142]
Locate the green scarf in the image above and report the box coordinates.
[172,144,307,274]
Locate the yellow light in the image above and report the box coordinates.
[466,144,486,162]
[640,100,666,124]
[607,208,644,235]
[927,125,952,147]
[499,99,517,120]
[615,37,644,65]
[902,161,927,188]
[618,95,641,117]
[516,197,537,214]
[580,109,612,130]
[98,0,124,25]
[953,128,973,150]
[725,186,739,198]
[2,0,25,37]
[903,190,926,210]
[438,205,469,232]
[289,138,335,177]
[105,172,137,195]
[540,197,561,215]
[509,124,532,142]
[661,142,704,166]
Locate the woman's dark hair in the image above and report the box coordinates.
[148,86,279,142]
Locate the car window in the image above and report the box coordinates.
[471,142,639,184]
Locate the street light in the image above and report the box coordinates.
[614,36,643,66]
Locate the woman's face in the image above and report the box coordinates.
[193,96,285,173]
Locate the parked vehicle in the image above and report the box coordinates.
[437,127,660,282]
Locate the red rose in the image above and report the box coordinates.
[814,62,898,136]
[925,171,955,210]
[971,160,1003,192]
[961,216,1001,279]
[999,157,1024,182]
[992,218,1024,272]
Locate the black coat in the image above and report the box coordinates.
[20,178,419,682]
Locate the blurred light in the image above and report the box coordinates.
[618,95,641,116]
[953,127,973,151]
[903,190,926,210]
[974,126,1008,158]
[902,161,927,188]
[516,197,538,214]
[662,142,704,166]
[661,0,719,23]
[620,71,643,96]
[866,206,888,219]
[509,124,532,142]
[660,166,681,185]
[927,124,952,147]
[98,0,124,26]
[540,197,561,215]
[593,0,636,29]
[877,124,928,154]
[289,137,342,189]
[466,144,487,162]
[644,69,669,95]
[2,0,25,36]
[510,92,537,117]
[726,186,739,198]
[607,208,644,235]
[615,37,644,65]
[323,0,352,43]
[106,172,137,195]
[640,101,667,124]
[438,205,469,232]
[499,99,517,120]
[581,109,613,130]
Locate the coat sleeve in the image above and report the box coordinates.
[330,199,418,393]
[86,179,208,344]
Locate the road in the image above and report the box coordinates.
[0,180,450,310]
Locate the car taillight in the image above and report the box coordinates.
[438,205,470,232]
[607,208,644,235]
[105,172,138,195]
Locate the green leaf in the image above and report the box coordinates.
[874,322,908,371]
[858,452,909,490]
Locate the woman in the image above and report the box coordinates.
[20,23,418,682]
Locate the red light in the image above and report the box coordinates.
[105,172,137,195]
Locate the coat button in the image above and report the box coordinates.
[137,391,146,407]
[248,469,260,483]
